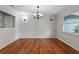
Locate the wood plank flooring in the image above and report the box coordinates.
[0,38,79,54]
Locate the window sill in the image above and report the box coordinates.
[62,32,79,37]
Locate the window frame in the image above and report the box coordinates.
[63,15,79,36]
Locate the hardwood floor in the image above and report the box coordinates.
[0,38,79,54]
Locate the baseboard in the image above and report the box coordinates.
[0,38,55,49]
[19,38,57,39]
[56,36,79,51]
[0,38,19,49]
[19,37,56,38]
[0,38,79,54]
[1,37,79,53]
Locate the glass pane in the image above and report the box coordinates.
[0,11,15,28]
[64,15,79,23]
[63,23,79,33]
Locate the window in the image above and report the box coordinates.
[63,15,79,34]
[0,10,15,28]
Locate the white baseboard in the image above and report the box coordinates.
[0,38,19,49]
[56,36,79,51]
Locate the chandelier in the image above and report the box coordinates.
[33,6,43,19]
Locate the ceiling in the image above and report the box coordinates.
[11,5,69,16]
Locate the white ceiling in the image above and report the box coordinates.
[11,5,69,15]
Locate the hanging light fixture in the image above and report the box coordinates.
[33,5,43,19]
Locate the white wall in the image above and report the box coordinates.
[19,15,57,38]
[0,29,15,48]
[57,6,79,51]
[0,5,19,49]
